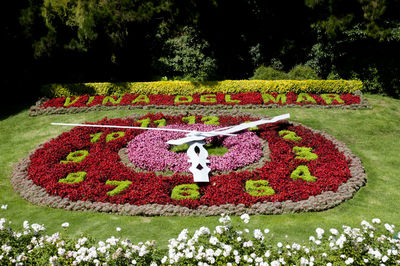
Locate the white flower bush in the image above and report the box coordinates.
[1,204,400,265]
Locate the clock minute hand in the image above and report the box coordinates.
[50,123,236,136]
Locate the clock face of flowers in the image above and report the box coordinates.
[19,112,366,216]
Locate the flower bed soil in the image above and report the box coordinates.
[29,91,370,116]
[11,111,367,216]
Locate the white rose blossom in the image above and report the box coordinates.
[345,257,354,264]
[31,223,45,232]
[329,228,339,236]
[218,214,231,225]
[254,229,264,240]
[384,223,394,234]
[372,218,381,224]
[61,222,70,228]
[240,213,250,223]
[316,228,325,239]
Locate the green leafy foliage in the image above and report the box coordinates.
[262,94,287,104]
[296,93,317,103]
[288,65,320,80]
[105,132,125,142]
[279,130,302,142]
[171,184,200,200]
[174,96,194,104]
[20,0,172,59]
[158,26,216,81]
[304,0,400,97]
[251,65,320,80]
[250,66,288,80]
[90,132,102,143]
[306,0,397,41]
[201,116,220,125]
[291,165,317,182]
[41,80,364,98]
[321,94,345,104]
[58,171,87,184]
[60,150,89,164]
[293,147,318,161]
[245,180,275,196]
[106,180,132,196]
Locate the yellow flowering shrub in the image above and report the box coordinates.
[41,80,364,97]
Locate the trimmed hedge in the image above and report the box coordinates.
[41,80,364,97]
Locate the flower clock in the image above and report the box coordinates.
[12,111,366,216]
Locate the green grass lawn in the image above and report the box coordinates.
[1,94,399,248]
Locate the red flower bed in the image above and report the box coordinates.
[40,92,360,108]
[26,113,354,209]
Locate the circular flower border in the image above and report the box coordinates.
[11,110,367,216]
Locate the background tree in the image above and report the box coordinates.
[158,26,216,81]
[3,0,399,102]
[305,0,400,96]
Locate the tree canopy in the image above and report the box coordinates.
[3,0,400,98]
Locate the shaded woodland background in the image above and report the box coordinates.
[2,0,400,104]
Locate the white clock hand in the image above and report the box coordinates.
[168,113,290,183]
[51,123,236,136]
[166,113,290,146]
[206,113,290,135]
[166,135,209,145]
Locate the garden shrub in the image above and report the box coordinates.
[41,80,364,97]
[288,65,320,80]
[250,66,288,80]
[251,65,320,81]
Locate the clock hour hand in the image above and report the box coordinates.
[166,135,208,145]
[205,113,290,136]
[166,113,290,146]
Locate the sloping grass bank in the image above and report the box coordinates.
[0,94,399,248]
